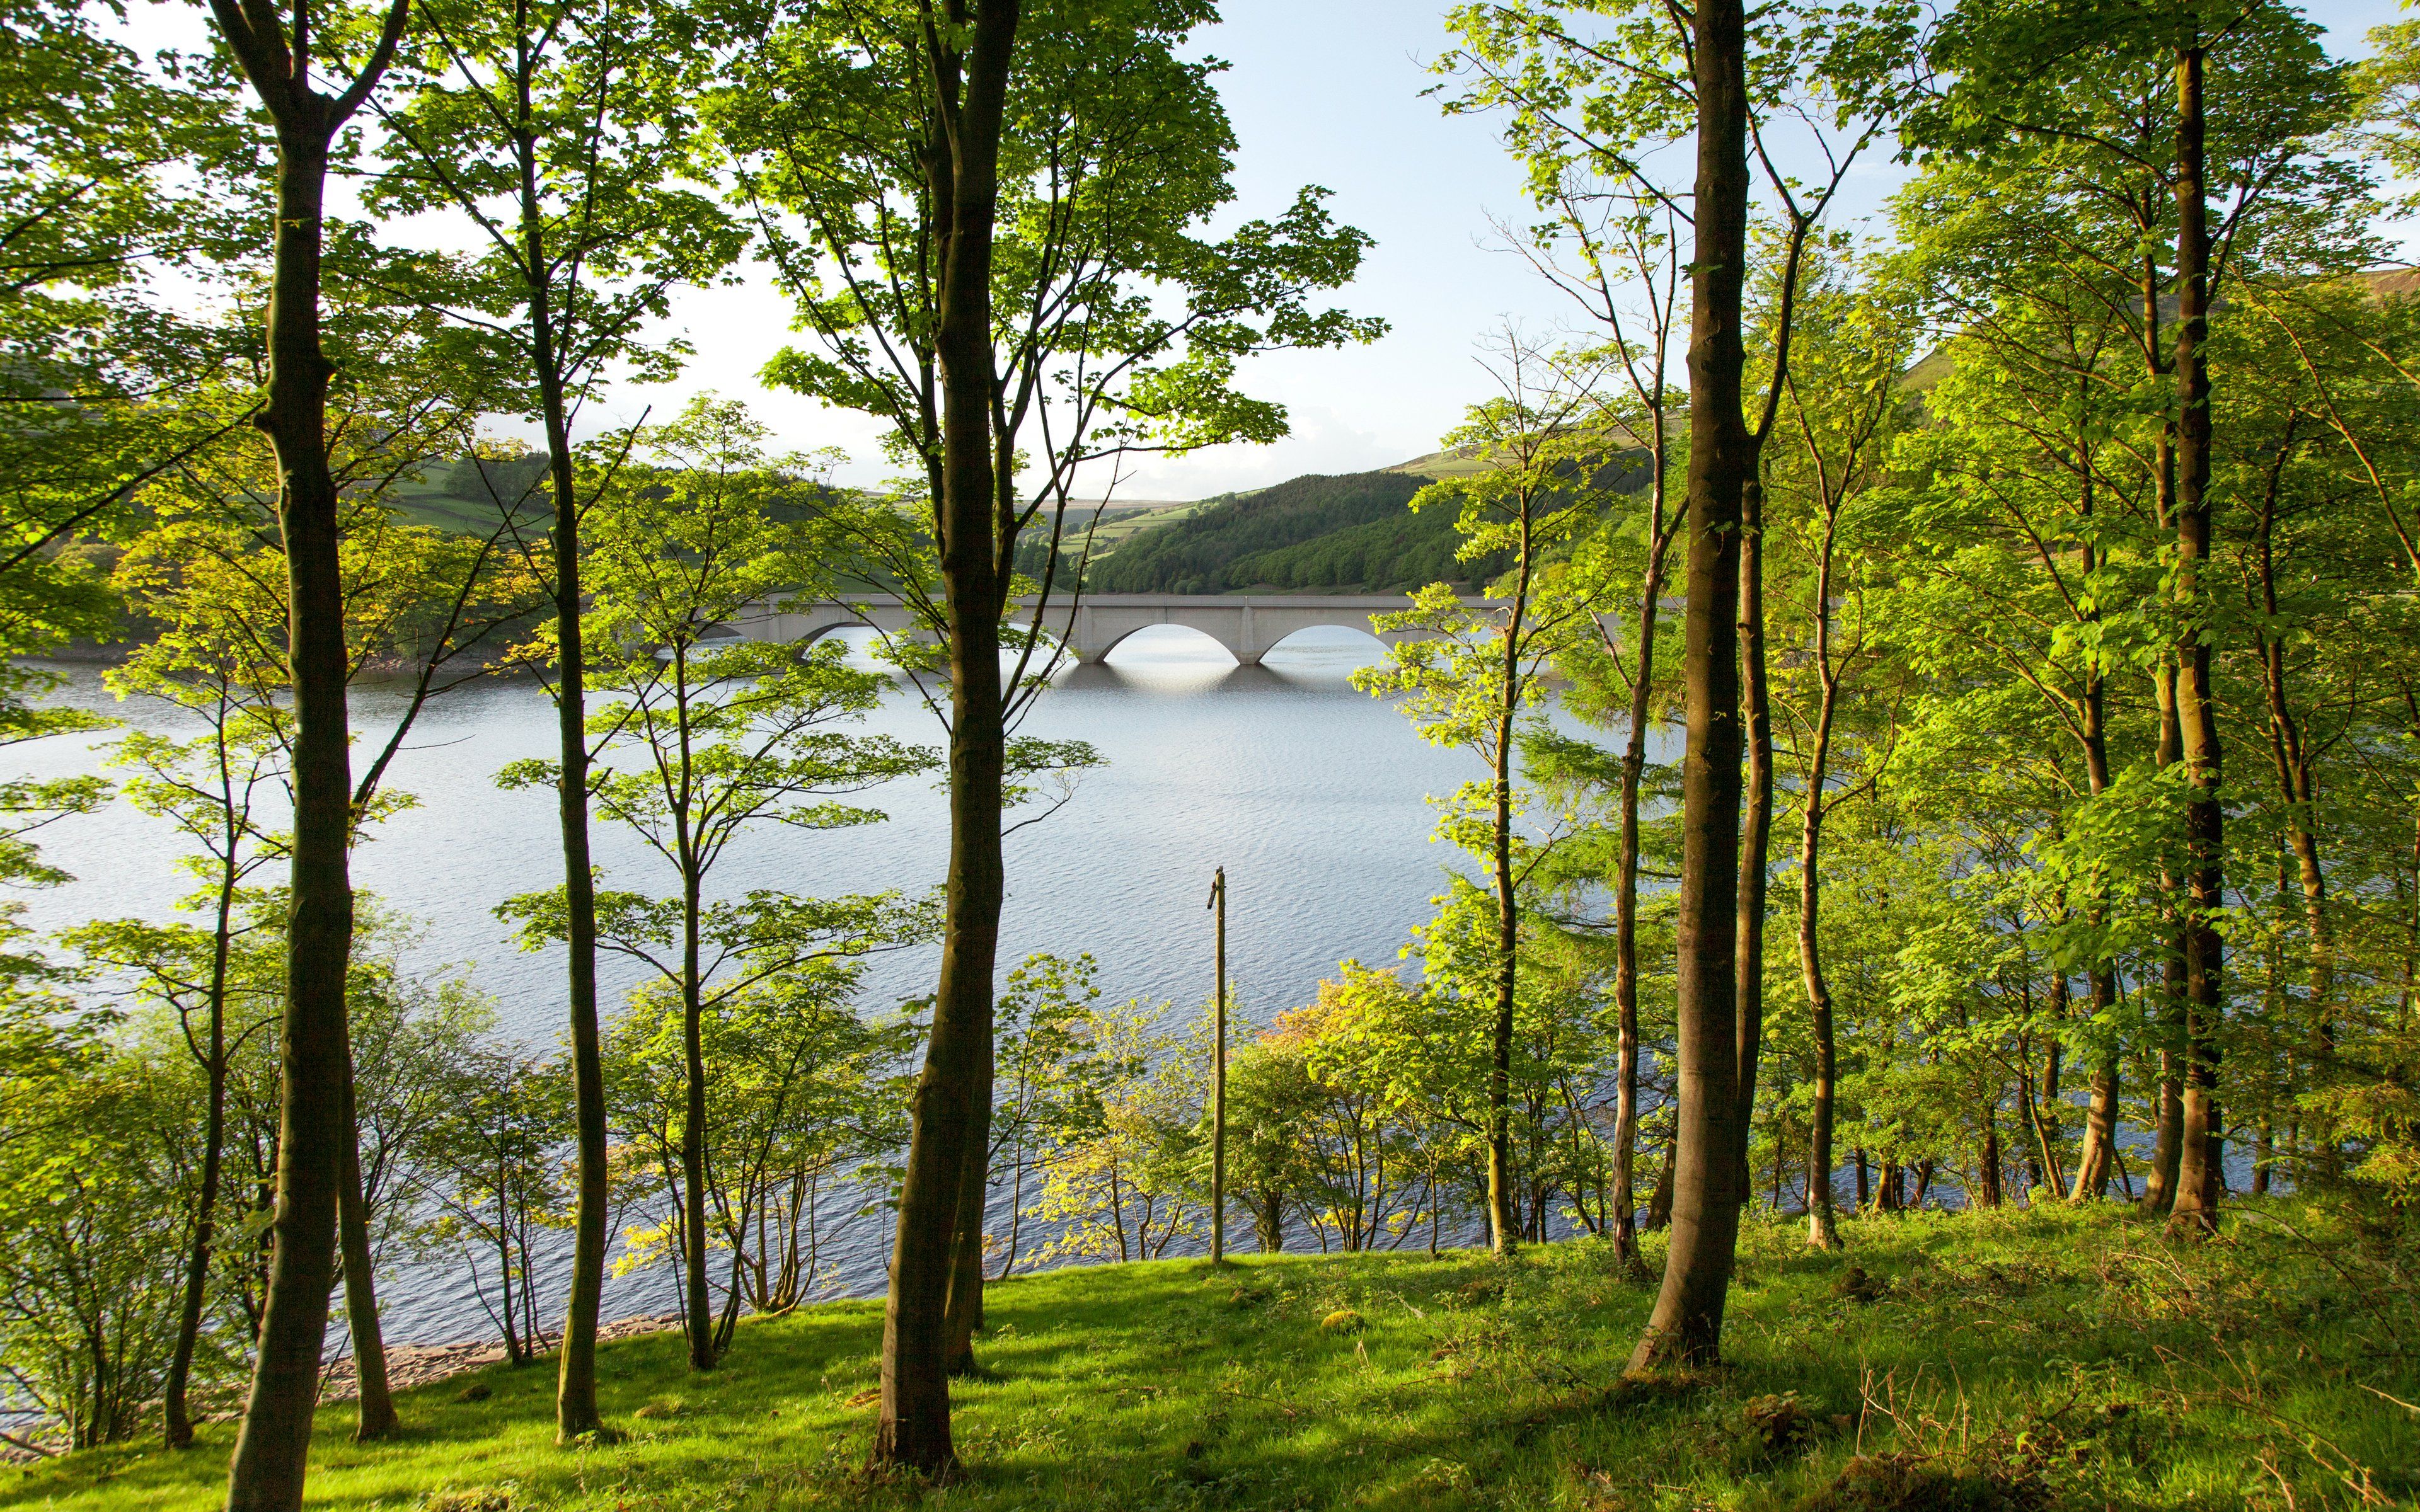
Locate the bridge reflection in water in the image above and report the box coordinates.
[729,592,1502,667]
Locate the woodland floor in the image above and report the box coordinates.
[9,1199,2416,1511]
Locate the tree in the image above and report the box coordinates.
[108,346,538,1440]
[604,968,913,1345]
[498,398,936,1372]
[199,0,416,1489]
[1913,0,2359,1232]
[420,1045,567,1368]
[717,0,1376,1468]
[1760,254,1913,1247]
[985,953,1110,1280]
[64,657,283,1446]
[0,0,246,785]
[1020,997,1202,1266]
[1530,204,1687,1266]
[1356,335,1612,1253]
[1443,0,1916,1364]
[371,0,747,1432]
[0,1022,192,1452]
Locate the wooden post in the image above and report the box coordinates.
[1209,866,1228,1264]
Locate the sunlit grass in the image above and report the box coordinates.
[12,1199,2413,1510]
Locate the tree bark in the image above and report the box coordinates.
[338,1072,396,1440]
[1484,499,1536,1256]
[682,858,713,1369]
[2168,32,2225,1234]
[1796,500,1843,1251]
[517,84,614,1444]
[875,0,1018,1476]
[1735,468,1772,1203]
[164,876,237,1449]
[1609,454,1673,1266]
[1977,1108,2003,1209]
[940,1028,993,1375]
[2143,657,2187,1216]
[207,1,410,1498]
[1628,0,1749,1373]
[1644,1126,1677,1231]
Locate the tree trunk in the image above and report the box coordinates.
[221,112,358,1512]
[1609,465,1671,1265]
[681,866,713,1370]
[498,1150,523,1365]
[1627,0,1749,1373]
[1735,469,1772,1203]
[2027,1036,2068,1202]
[209,5,408,1501]
[2168,33,2225,1235]
[1644,1129,1677,1231]
[875,2,1018,1476]
[1485,511,1535,1256]
[1797,526,1841,1251]
[2068,549,2121,1203]
[164,880,236,1449]
[2144,658,2187,1217]
[1977,1108,2003,1210]
[2256,437,2334,1188]
[338,1074,396,1440]
[526,132,611,1448]
[941,1029,994,1375]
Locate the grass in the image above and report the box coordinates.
[11,1200,2416,1511]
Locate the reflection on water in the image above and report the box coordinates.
[12,626,1512,1344]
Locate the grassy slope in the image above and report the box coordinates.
[14,1201,2414,1511]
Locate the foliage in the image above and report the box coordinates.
[1020,995,1206,1268]
[0,1014,188,1450]
[602,970,913,1326]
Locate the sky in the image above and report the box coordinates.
[120,0,2414,502]
[606,1,1611,500]
[609,0,2420,500]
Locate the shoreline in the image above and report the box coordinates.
[313,1312,686,1405]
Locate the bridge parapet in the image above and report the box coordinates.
[727,592,1504,667]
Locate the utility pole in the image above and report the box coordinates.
[1208,865,1228,1264]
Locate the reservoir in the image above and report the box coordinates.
[11,627,1507,1347]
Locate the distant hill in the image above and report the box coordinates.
[384,454,850,539]
[1083,471,1470,594]
[1223,495,1501,591]
[386,454,555,534]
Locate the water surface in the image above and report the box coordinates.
[14,627,1501,1344]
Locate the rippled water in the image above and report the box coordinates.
[13,627,1504,1346]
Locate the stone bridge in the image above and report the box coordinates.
[725,592,1495,667]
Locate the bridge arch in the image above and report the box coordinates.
[1259,622,1391,662]
[1087,621,1250,666]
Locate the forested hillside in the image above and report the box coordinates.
[1083,469,1432,592]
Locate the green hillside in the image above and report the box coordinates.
[384,455,555,535]
[13,1202,2409,1511]
[1224,497,1500,591]
[1069,450,1657,597]
[1084,470,1434,593]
